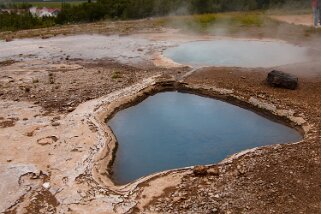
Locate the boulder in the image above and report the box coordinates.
[267,70,298,90]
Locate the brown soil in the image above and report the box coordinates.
[0,60,16,66]
[0,60,187,113]
[24,189,59,214]
[0,117,19,128]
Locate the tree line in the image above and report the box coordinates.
[0,0,310,31]
[56,0,309,23]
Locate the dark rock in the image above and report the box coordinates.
[67,107,76,112]
[193,165,208,176]
[267,70,298,90]
[52,116,61,121]
[51,121,60,127]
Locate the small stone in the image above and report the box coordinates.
[67,107,75,112]
[193,165,208,176]
[214,194,220,199]
[172,197,181,203]
[51,121,60,127]
[207,166,220,176]
[52,116,61,121]
[237,165,246,175]
[212,208,219,213]
[42,182,50,189]
[37,136,58,145]
[26,132,33,137]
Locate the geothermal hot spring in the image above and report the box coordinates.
[163,40,310,67]
[108,92,302,184]
[107,39,308,184]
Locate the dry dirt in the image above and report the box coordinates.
[0,59,186,113]
[0,16,321,214]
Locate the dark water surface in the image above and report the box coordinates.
[108,92,302,184]
[164,40,309,68]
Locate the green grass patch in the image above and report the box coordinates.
[111,71,121,79]
[232,13,263,26]
[158,12,265,32]
[192,14,218,28]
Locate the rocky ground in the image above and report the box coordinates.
[0,15,320,214]
[0,59,186,114]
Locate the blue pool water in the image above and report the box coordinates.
[163,40,309,68]
[108,92,302,184]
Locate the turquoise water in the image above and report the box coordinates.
[164,40,309,68]
[108,92,302,184]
